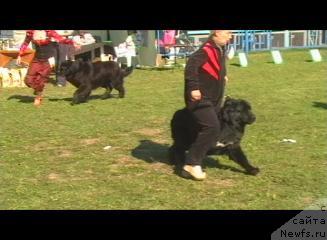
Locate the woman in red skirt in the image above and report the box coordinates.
[17,30,80,106]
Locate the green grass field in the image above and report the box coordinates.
[1,49,326,209]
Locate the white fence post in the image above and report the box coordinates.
[310,49,322,62]
[238,52,248,67]
[284,30,290,48]
[271,50,283,64]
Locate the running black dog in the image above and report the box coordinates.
[59,59,133,104]
[169,97,260,175]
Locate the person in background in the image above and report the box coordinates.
[167,30,180,62]
[54,30,75,87]
[17,30,80,106]
[158,30,180,64]
[114,31,137,68]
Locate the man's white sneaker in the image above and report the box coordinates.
[181,165,206,180]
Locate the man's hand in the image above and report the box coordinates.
[225,76,229,83]
[191,90,202,101]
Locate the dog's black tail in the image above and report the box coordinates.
[123,66,134,77]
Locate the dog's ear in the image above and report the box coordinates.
[223,95,234,106]
[222,108,231,122]
[222,98,236,122]
[222,101,232,122]
[223,96,233,107]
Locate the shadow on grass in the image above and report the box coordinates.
[7,94,120,105]
[131,140,171,165]
[7,95,34,103]
[48,94,120,103]
[313,101,327,109]
[136,66,180,71]
[203,157,245,174]
[131,139,246,176]
[229,63,241,67]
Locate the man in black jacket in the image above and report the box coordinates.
[182,30,232,180]
[54,30,75,87]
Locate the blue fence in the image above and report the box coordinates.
[156,30,327,56]
[229,30,272,53]
[225,30,327,53]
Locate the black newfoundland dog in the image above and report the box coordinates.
[59,59,133,104]
[169,96,260,176]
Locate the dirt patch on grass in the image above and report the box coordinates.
[57,150,73,158]
[116,156,140,167]
[151,117,167,125]
[48,173,61,181]
[32,142,54,151]
[134,128,162,137]
[47,171,97,182]
[80,138,101,146]
[30,143,70,153]
[206,178,236,188]
[118,155,173,174]
[301,196,314,205]
[149,162,173,174]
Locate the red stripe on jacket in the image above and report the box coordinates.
[202,42,221,80]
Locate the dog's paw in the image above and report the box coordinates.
[247,167,260,176]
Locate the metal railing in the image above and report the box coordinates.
[164,30,327,54]
[227,30,327,53]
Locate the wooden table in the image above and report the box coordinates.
[0,49,35,67]
[72,43,104,61]
[0,43,105,67]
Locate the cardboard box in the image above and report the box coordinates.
[0,49,35,67]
